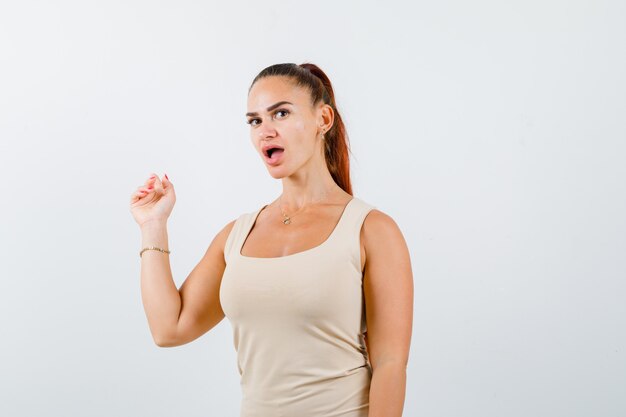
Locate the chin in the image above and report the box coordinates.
[266,165,293,180]
[269,172,290,180]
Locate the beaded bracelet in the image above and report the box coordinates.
[140,246,171,258]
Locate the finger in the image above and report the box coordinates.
[136,186,151,196]
[152,174,163,190]
[145,173,158,186]
[131,189,148,203]
[161,174,173,192]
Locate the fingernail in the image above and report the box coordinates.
[165,173,169,180]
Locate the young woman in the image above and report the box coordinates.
[130,63,413,416]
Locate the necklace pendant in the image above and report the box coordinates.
[283,217,291,225]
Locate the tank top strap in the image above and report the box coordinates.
[330,196,377,272]
[223,209,261,264]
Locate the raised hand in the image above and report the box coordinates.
[130,173,176,227]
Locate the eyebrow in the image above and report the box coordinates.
[246,101,293,117]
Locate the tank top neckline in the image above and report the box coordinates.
[237,197,357,261]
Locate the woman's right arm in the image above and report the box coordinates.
[140,218,236,347]
[130,173,235,348]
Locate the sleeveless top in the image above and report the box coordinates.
[219,196,377,417]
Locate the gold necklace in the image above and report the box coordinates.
[278,193,336,225]
[277,194,326,225]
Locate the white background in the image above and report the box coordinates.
[1,1,624,416]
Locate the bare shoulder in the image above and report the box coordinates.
[362,209,407,246]
[211,217,238,260]
[216,217,237,241]
[361,208,410,269]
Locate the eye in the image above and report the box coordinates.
[246,109,289,127]
[274,109,289,119]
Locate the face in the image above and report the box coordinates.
[246,76,331,178]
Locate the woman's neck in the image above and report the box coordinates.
[278,173,346,209]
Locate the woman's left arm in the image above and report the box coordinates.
[362,210,414,417]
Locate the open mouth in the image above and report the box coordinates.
[264,146,285,165]
[265,147,284,158]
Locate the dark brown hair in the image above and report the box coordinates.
[248,62,353,195]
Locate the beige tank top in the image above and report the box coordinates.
[219,196,376,416]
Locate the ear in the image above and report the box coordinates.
[316,102,334,134]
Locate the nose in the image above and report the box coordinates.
[258,121,277,139]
